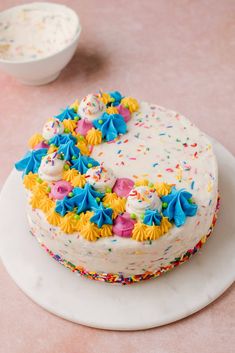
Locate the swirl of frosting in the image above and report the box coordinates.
[71,173,86,188]
[38,152,65,182]
[55,196,74,216]
[155,182,172,196]
[117,104,131,123]
[72,154,99,174]
[55,106,78,121]
[50,181,73,200]
[75,118,93,136]
[121,97,139,113]
[100,92,112,105]
[162,187,198,227]
[76,139,90,156]
[109,91,123,106]
[160,217,172,234]
[102,192,118,207]
[67,184,104,214]
[15,148,47,176]
[145,226,162,240]
[113,212,136,237]
[126,186,162,220]
[30,192,41,209]
[39,197,55,213]
[78,94,105,121]
[32,181,48,197]
[60,212,76,233]
[46,208,62,227]
[28,133,44,149]
[143,209,162,226]
[58,140,80,161]
[131,222,147,241]
[79,222,101,241]
[90,204,113,228]
[49,133,76,147]
[100,224,112,237]
[106,106,118,115]
[111,197,126,218]
[62,168,78,182]
[63,119,77,133]
[85,165,116,193]
[86,128,102,145]
[42,118,64,140]
[93,113,127,142]
[113,178,134,197]
[23,172,38,191]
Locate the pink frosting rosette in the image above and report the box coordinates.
[113,212,136,238]
[75,118,93,136]
[113,177,134,197]
[50,180,73,200]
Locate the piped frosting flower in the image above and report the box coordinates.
[38,152,65,182]
[121,97,139,113]
[100,224,113,237]
[86,128,102,145]
[110,197,126,218]
[85,165,116,193]
[162,187,198,227]
[102,192,118,206]
[71,154,99,174]
[68,184,104,214]
[132,222,147,241]
[32,180,49,197]
[75,118,93,136]
[113,178,134,197]
[62,119,77,133]
[155,182,172,197]
[55,106,78,121]
[49,133,76,147]
[160,217,172,234]
[135,179,149,187]
[42,118,64,140]
[113,212,136,237]
[117,105,131,122]
[106,106,118,115]
[23,172,38,190]
[79,222,100,241]
[143,209,162,226]
[46,208,62,226]
[50,180,73,200]
[58,140,80,160]
[71,173,86,188]
[93,113,127,141]
[15,148,47,176]
[55,196,74,216]
[39,197,55,213]
[100,92,112,105]
[28,133,44,149]
[62,168,78,182]
[90,204,113,228]
[145,226,162,240]
[60,212,76,233]
[109,91,123,106]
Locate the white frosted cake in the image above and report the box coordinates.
[15,91,219,284]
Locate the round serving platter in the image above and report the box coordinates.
[0,139,234,330]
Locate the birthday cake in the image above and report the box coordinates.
[15,91,219,284]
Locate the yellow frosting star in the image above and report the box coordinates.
[100,92,112,105]
[28,133,44,149]
[106,106,118,115]
[63,119,77,133]
[70,99,79,112]
[73,211,94,231]
[62,168,78,182]
[39,197,55,213]
[86,128,102,145]
[111,198,126,218]
[23,172,38,191]
[132,222,148,241]
[76,140,90,156]
[135,178,149,187]
[46,208,62,227]
[32,181,49,197]
[121,97,139,113]
[79,222,101,241]
[100,225,113,237]
[145,225,162,240]
[102,192,118,207]
[71,173,86,188]
[30,192,41,209]
[60,212,76,234]
[154,182,172,196]
[160,217,172,235]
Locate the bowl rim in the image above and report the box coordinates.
[0,1,82,65]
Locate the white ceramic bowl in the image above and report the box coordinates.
[0,2,81,85]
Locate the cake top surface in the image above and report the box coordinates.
[15,90,217,242]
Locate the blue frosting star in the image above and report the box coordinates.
[70,184,104,214]
[55,196,74,216]
[162,187,198,227]
[93,113,127,141]
[109,91,123,106]
[58,140,80,161]
[54,106,78,121]
[15,148,47,176]
[90,204,113,228]
[71,154,99,174]
[49,133,76,146]
[143,209,162,226]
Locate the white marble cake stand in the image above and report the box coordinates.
[0,139,234,331]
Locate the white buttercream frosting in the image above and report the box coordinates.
[42,118,64,141]
[126,186,162,219]
[78,94,105,121]
[85,165,116,193]
[38,152,65,182]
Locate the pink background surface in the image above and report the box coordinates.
[0,0,234,352]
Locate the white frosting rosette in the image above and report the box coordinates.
[38,152,65,182]
[126,186,162,219]
[85,165,116,193]
[78,94,105,121]
[42,118,64,140]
